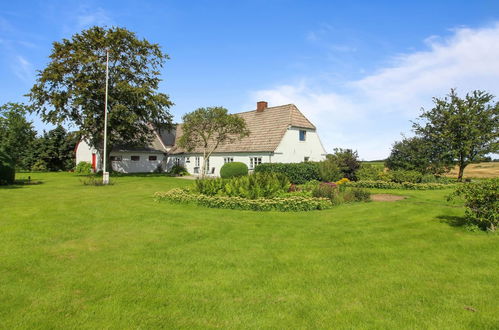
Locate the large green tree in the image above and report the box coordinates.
[385,136,451,175]
[0,102,37,169]
[28,26,173,171]
[177,107,249,176]
[413,89,499,181]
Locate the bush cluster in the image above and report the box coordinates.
[74,161,92,175]
[346,180,450,190]
[0,150,15,185]
[451,178,498,231]
[167,165,189,176]
[195,172,290,199]
[357,164,383,181]
[220,162,248,178]
[254,162,320,184]
[312,182,338,199]
[154,189,332,212]
[357,165,454,184]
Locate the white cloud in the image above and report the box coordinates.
[13,55,33,83]
[250,23,499,160]
[76,7,113,29]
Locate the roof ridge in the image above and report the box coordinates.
[234,103,295,115]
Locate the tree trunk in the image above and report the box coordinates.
[201,150,207,178]
[457,163,465,182]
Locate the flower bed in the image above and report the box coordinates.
[154,188,332,212]
[346,180,452,190]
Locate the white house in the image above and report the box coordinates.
[170,102,327,176]
[75,101,327,175]
[75,129,175,173]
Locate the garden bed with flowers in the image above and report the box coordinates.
[154,174,371,212]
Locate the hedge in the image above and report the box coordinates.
[346,180,451,190]
[220,162,248,178]
[154,188,332,211]
[451,178,498,231]
[0,150,15,185]
[254,162,320,184]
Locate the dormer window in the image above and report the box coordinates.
[299,130,306,141]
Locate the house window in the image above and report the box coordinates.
[131,156,140,161]
[193,157,201,174]
[174,158,180,165]
[149,155,157,161]
[224,157,234,163]
[299,130,307,141]
[249,157,262,169]
[204,157,210,172]
[185,157,190,163]
[110,156,122,161]
[304,157,310,162]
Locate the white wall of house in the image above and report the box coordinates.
[75,140,167,173]
[273,127,327,163]
[171,127,327,177]
[110,152,166,173]
[75,140,102,172]
[171,152,272,177]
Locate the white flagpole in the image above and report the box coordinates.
[102,48,110,184]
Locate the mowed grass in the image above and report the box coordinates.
[1,173,498,329]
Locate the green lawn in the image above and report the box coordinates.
[1,173,498,329]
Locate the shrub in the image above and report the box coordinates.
[168,164,189,176]
[451,178,498,231]
[254,162,320,184]
[154,188,332,212]
[0,150,15,185]
[357,164,383,181]
[318,159,342,182]
[80,176,114,186]
[350,188,371,202]
[346,180,450,190]
[195,172,290,199]
[325,148,361,181]
[31,159,48,172]
[390,170,423,183]
[312,182,338,200]
[220,162,248,178]
[75,161,92,175]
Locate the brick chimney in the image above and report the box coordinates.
[256,101,268,112]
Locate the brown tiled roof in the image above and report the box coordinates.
[111,128,175,153]
[170,104,316,154]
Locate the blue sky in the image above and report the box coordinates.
[1,0,499,159]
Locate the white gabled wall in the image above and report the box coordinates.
[273,127,326,163]
[172,127,326,177]
[75,140,102,171]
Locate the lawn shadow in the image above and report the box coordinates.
[436,215,469,228]
[0,179,44,189]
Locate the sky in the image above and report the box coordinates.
[1,0,499,160]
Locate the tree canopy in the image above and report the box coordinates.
[385,136,451,175]
[28,26,173,170]
[412,89,498,180]
[0,102,37,168]
[177,107,249,176]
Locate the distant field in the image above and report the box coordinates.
[362,161,499,179]
[446,162,499,178]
